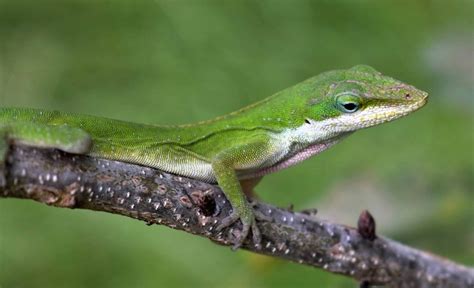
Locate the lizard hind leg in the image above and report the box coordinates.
[239,177,262,199]
[7,122,92,154]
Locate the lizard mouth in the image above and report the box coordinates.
[336,96,428,132]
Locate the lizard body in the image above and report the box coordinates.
[0,65,428,247]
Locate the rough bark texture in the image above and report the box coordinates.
[1,145,473,288]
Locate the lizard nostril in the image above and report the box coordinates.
[405,93,411,100]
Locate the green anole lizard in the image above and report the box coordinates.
[0,65,428,248]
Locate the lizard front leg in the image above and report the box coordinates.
[212,139,274,249]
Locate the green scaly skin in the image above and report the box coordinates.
[0,65,428,248]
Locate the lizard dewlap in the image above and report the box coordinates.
[0,65,428,248]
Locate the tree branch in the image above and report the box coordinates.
[1,145,473,288]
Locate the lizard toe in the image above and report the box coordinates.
[254,209,273,222]
[251,221,262,249]
[216,211,240,231]
[231,220,251,250]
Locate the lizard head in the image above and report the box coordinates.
[301,65,428,141]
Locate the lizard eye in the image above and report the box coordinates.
[335,93,361,113]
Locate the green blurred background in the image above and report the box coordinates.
[0,1,472,287]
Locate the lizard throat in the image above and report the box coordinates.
[242,135,347,179]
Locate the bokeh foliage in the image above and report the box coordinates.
[0,1,472,287]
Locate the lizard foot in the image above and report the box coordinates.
[216,210,261,250]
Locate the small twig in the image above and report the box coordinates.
[358,210,377,242]
[1,145,473,288]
